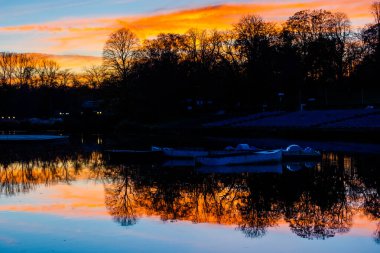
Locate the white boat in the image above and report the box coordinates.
[282,145,321,159]
[195,149,282,166]
[152,146,208,158]
[153,144,260,159]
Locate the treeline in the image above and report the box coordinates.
[1,3,380,122]
[100,4,380,120]
[0,53,109,88]
[0,54,105,118]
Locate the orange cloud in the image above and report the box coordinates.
[0,0,374,68]
[46,54,103,71]
[2,1,373,33]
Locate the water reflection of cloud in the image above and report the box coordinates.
[0,151,379,241]
[0,181,109,219]
[0,236,16,245]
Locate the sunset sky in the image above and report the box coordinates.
[0,0,375,69]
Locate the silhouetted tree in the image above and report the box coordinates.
[3,7,380,122]
[83,65,107,88]
[103,28,139,82]
[372,1,380,54]
[352,2,380,89]
[234,15,278,107]
[57,69,73,87]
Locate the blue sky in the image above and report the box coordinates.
[0,0,374,58]
[0,0,254,26]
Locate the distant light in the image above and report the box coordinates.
[12,116,15,119]
[59,112,62,115]
[1,117,3,119]
[7,117,10,119]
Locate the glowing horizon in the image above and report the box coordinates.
[0,0,376,70]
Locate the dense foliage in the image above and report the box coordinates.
[1,5,380,122]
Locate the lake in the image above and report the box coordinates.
[0,137,379,252]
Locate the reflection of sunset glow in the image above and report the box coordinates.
[0,152,104,193]
[0,151,379,240]
[0,178,377,239]
[105,183,251,226]
[0,183,108,218]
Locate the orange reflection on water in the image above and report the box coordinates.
[0,177,377,240]
[0,151,379,241]
[0,182,108,218]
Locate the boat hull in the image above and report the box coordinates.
[282,145,321,160]
[195,150,282,166]
[154,147,208,158]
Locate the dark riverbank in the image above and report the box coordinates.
[3,109,380,145]
[152,108,380,143]
[199,127,380,143]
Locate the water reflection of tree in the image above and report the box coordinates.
[102,165,284,237]
[109,155,380,242]
[7,148,376,242]
[375,223,380,244]
[144,170,247,224]
[237,174,282,238]
[0,150,103,196]
[286,193,352,240]
[102,153,380,241]
[284,155,353,239]
[349,156,380,244]
[104,165,138,226]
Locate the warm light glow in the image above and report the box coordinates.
[0,151,379,240]
[0,0,374,62]
[26,53,102,73]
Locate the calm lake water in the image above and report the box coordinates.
[0,138,379,252]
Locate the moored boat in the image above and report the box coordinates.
[195,149,282,166]
[282,145,321,160]
[153,144,260,159]
[152,146,208,158]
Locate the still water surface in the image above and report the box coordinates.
[0,140,379,252]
